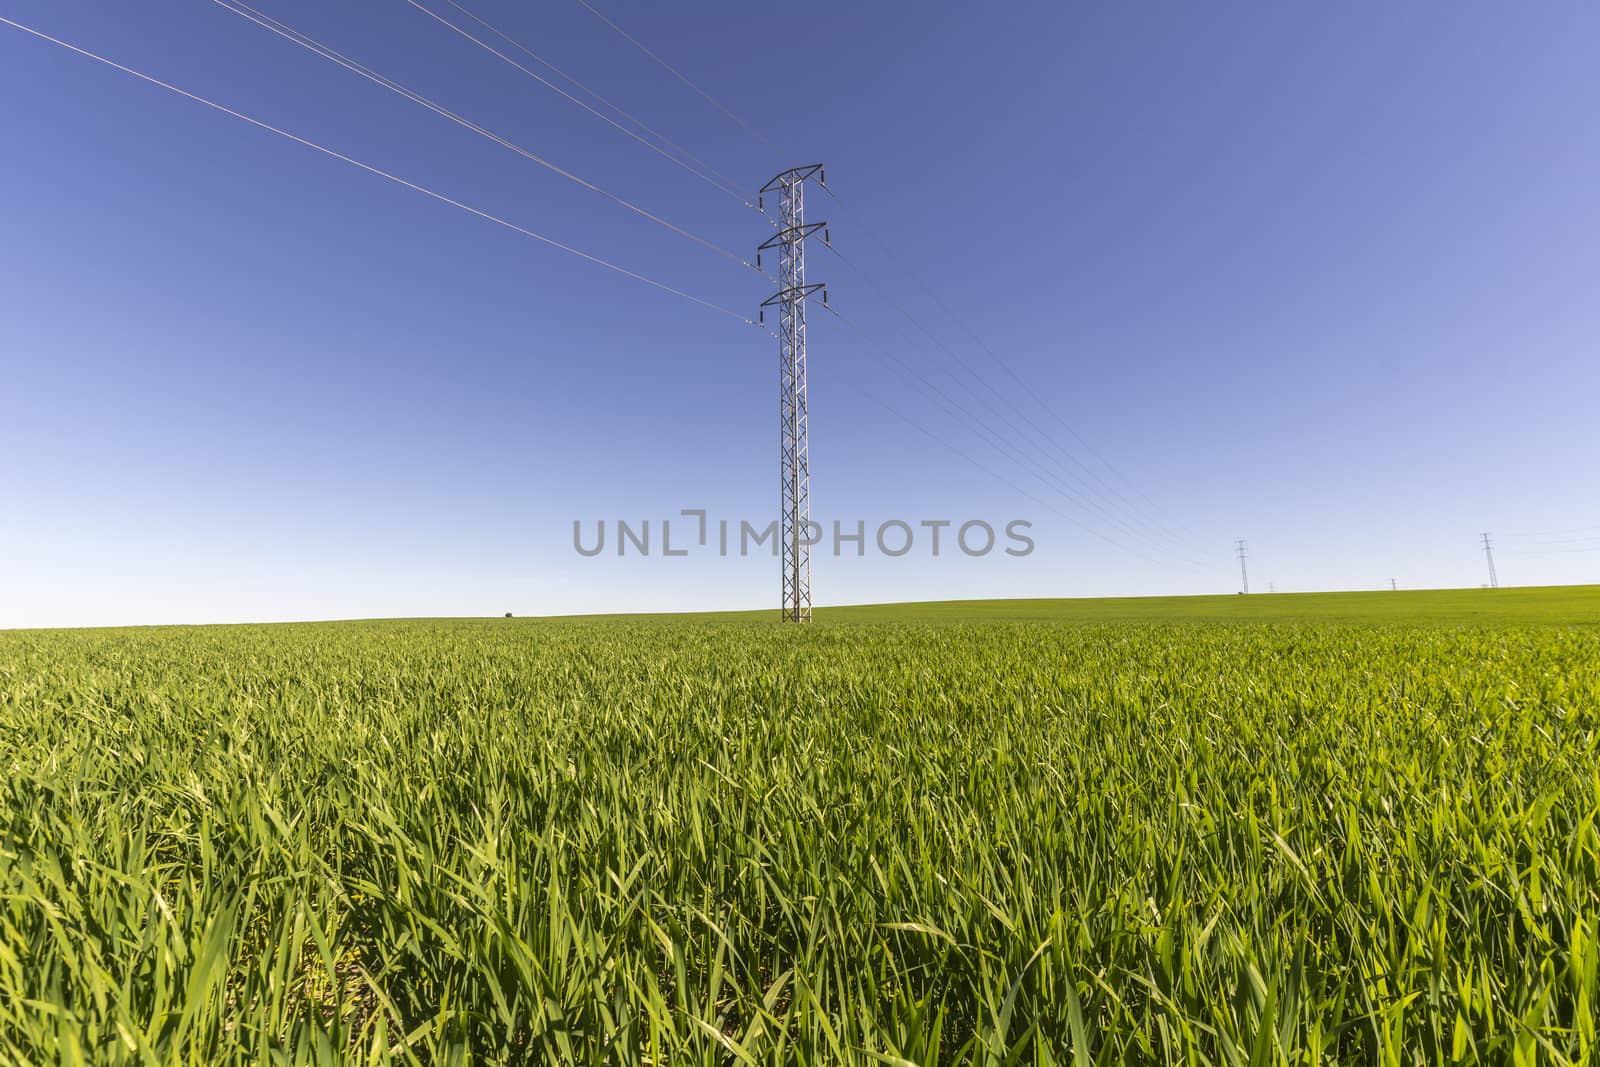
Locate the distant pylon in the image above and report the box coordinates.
[758,165,829,623]
[1391,578,1397,591]
[1236,539,1249,594]
[1482,532,1499,589]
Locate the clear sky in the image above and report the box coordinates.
[2,1,1598,627]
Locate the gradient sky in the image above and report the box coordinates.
[3,1,1598,628]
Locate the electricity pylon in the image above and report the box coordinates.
[1236,539,1250,594]
[759,165,829,623]
[1482,532,1499,589]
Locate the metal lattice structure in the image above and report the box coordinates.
[758,165,829,623]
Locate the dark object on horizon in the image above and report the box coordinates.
[504,612,513,618]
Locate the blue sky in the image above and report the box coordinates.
[2,1,1598,627]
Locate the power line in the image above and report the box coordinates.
[827,308,1208,570]
[822,184,1207,548]
[858,384,1205,573]
[856,387,1194,571]
[403,0,763,212]
[0,13,758,325]
[836,308,1214,568]
[1500,523,1600,539]
[210,0,763,275]
[433,0,751,199]
[829,308,1198,565]
[1502,545,1600,556]
[1496,533,1600,546]
[820,239,1205,559]
[571,0,779,152]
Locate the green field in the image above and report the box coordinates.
[2,588,1598,1064]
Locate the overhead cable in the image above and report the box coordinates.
[211,0,763,276]
[405,0,763,212]
[434,0,751,200]
[0,13,761,325]
[571,0,778,152]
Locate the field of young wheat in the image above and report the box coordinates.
[2,591,1598,1064]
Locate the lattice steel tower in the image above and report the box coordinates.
[758,165,829,623]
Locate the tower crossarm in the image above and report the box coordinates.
[757,222,829,269]
[759,164,825,203]
[759,283,827,324]
[758,222,829,252]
